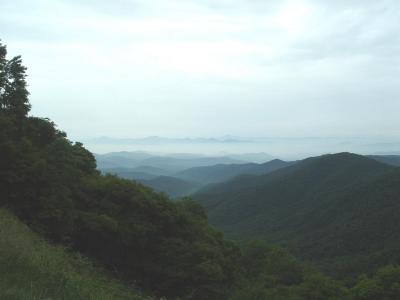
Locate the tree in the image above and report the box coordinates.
[0,42,7,95]
[351,266,400,300]
[0,41,30,118]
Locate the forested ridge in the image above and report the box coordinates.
[1,40,400,299]
[194,152,400,281]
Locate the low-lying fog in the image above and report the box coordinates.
[82,136,400,160]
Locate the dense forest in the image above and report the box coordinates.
[194,153,400,279]
[1,40,400,299]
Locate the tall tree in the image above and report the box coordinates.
[0,41,30,117]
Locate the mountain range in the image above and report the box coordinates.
[5,39,400,299]
[97,152,400,200]
[87,136,252,145]
[193,153,400,277]
[96,152,297,197]
[175,159,294,185]
[95,152,247,172]
[137,176,202,198]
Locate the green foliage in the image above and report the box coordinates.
[351,266,400,300]
[72,175,242,299]
[0,41,30,118]
[230,240,350,300]
[295,273,349,300]
[2,39,400,300]
[194,152,400,278]
[0,41,242,299]
[0,112,241,299]
[0,208,149,300]
[240,240,304,285]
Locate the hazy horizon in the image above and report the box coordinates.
[2,0,399,157]
[81,135,400,160]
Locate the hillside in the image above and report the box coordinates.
[294,167,400,277]
[106,160,293,197]
[0,42,241,299]
[368,155,400,166]
[176,159,294,185]
[3,40,400,299]
[193,153,399,276]
[137,176,202,198]
[0,208,148,300]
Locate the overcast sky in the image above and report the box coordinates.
[1,0,399,143]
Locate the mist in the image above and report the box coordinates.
[2,0,399,151]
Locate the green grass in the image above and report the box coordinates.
[0,208,151,300]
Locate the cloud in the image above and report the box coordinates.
[0,0,399,145]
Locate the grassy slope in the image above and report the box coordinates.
[0,208,150,300]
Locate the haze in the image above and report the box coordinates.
[1,0,399,156]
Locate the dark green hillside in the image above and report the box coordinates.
[297,168,400,276]
[138,175,202,198]
[194,153,398,276]
[0,40,240,300]
[195,152,392,211]
[0,209,149,300]
[176,159,294,185]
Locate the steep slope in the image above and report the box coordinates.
[193,153,398,275]
[138,176,202,198]
[0,208,148,300]
[176,159,294,185]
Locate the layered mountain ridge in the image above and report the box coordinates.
[193,153,400,276]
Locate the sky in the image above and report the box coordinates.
[1,0,400,155]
